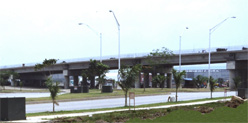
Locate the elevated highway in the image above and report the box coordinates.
[1,50,247,73]
[1,50,247,89]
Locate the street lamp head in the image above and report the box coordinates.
[78,23,83,25]
[231,16,236,18]
[186,27,189,29]
[109,10,112,12]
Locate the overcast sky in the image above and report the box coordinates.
[0,0,247,66]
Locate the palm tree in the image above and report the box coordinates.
[96,74,107,90]
[152,75,166,89]
[88,60,109,89]
[209,76,217,98]
[34,59,59,112]
[45,77,60,112]
[118,64,142,106]
[172,69,186,102]
[96,62,109,89]
[88,60,98,88]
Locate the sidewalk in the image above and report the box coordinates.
[11,99,230,123]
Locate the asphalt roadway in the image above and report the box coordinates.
[26,91,236,113]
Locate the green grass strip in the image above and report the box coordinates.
[26,88,228,102]
[26,96,231,117]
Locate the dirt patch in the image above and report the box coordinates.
[225,96,244,108]
[195,106,214,114]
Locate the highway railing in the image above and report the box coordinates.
[0,45,247,69]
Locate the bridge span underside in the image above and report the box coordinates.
[2,50,247,90]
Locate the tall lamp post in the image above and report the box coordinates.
[208,16,236,85]
[109,10,121,80]
[78,23,103,62]
[179,27,189,72]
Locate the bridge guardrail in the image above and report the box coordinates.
[0,45,247,69]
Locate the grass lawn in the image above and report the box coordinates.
[0,89,49,93]
[26,88,228,102]
[128,101,247,122]
[26,96,231,117]
[52,101,247,123]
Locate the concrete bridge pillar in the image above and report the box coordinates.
[166,73,172,88]
[148,73,152,87]
[143,72,150,88]
[73,76,79,86]
[140,69,153,88]
[64,75,69,89]
[227,60,248,90]
[10,75,14,86]
[63,64,69,89]
[136,72,143,88]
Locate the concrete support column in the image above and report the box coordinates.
[73,76,79,86]
[63,64,70,89]
[235,60,248,89]
[227,61,236,90]
[167,73,172,88]
[152,72,156,88]
[148,73,152,87]
[64,75,69,89]
[229,70,236,90]
[137,72,143,88]
[144,72,149,88]
[10,75,14,86]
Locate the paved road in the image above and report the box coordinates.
[0,92,50,98]
[0,92,66,98]
[26,91,236,113]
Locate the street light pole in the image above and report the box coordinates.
[109,10,121,79]
[208,16,236,86]
[78,23,103,62]
[179,27,188,72]
[100,33,102,62]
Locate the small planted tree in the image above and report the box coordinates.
[96,62,109,89]
[35,59,57,74]
[45,77,60,112]
[172,69,186,102]
[152,75,166,89]
[118,64,142,106]
[147,47,174,65]
[233,76,241,90]
[209,76,217,98]
[87,60,109,89]
[34,58,59,111]
[96,74,107,90]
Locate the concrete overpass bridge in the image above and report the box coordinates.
[1,50,247,89]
